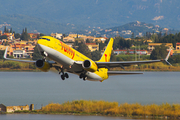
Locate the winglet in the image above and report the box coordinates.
[164,49,172,66]
[3,47,8,60]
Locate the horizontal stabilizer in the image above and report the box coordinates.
[108,71,143,76]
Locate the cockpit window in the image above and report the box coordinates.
[41,38,50,41]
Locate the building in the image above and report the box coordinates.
[65,43,74,48]
[51,33,63,39]
[176,42,180,50]
[0,104,34,113]
[148,43,173,50]
[1,33,14,40]
[63,36,75,42]
[68,34,87,38]
[28,33,40,39]
[114,49,148,55]
[85,43,99,52]
[13,50,25,58]
[25,47,34,58]
[94,37,107,43]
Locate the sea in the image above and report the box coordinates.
[0,71,180,120]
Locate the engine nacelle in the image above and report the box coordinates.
[82,60,98,72]
[35,59,51,72]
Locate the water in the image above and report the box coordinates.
[0,71,180,120]
[0,114,142,120]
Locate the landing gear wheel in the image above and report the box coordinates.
[61,75,65,80]
[83,76,87,81]
[65,73,69,78]
[79,73,83,79]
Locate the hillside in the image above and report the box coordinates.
[0,14,179,38]
[97,21,180,38]
[0,0,180,30]
[0,14,88,34]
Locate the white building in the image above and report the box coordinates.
[13,50,25,58]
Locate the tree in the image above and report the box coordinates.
[20,27,30,41]
[150,44,167,60]
[86,39,91,43]
[99,42,107,51]
[110,50,116,61]
[0,50,4,59]
[77,42,92,58]
[32,46,43,60]
[168,55,180,64]
[4,26,7,33]
[131,32,134,40]
[10,28,12,33]
[91,50,101,61]
[14,33,21,39]
[114,37,132,49]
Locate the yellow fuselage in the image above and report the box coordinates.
[37,36,108,81]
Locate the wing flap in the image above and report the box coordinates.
[96,59,163,68]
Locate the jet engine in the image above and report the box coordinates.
[82,60,98,72]
[35,59,51,72]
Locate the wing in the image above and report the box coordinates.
[96,59,163,69]
[96,49,172,69]
[3,47,56,64]
[3,47,36,63]
[108,71,143,76]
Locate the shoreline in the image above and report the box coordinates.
[1,110,178,120]
[0,67,180,72]
[2,101,180,119]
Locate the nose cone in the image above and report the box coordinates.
[37,39,43,45]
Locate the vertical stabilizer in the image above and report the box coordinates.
[98,38,114,62]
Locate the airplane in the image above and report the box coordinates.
[3,36,171,82]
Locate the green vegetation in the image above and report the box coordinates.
[20,27,30,40]
[156,33,180,47]
[113,37,132,49]
[0,60,37,71]
[35,100,180,119]
[111,62,180,71]
[75,42,92,58]
[150,44,168,60]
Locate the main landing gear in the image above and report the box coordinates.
[55,66,69,80]
[60,72,69,80]
[79,73,87,81]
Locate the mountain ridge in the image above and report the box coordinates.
[0,0,180,30]
[0,14,179,38]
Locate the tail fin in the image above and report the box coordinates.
[98,38,114,62]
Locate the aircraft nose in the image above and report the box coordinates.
[37,39,43,45]
[37,39,46,52]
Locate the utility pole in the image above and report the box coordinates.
[135,45,137,61]
[139,45,140,61]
